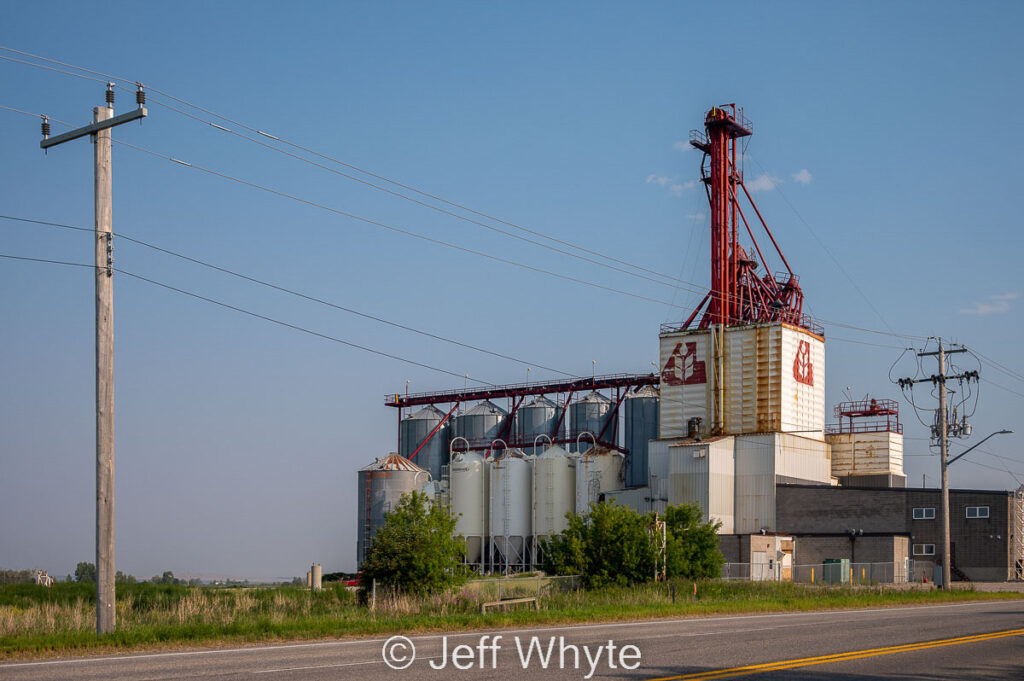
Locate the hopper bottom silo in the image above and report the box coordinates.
[449,451,488,573]
[489,450,533,575]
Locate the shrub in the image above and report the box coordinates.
[359,491,471,597]
[542,502,724,587]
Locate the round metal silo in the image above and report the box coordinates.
[515,396,559,455]
[449,450,488,569]
[532,445,576,565]
[624,385,659,488]
[574,446,624,515]
[488,449,533,574]
[399,405,450,482]
[570,391,613,453]
[356,453,430,567]
[453,400,507,451]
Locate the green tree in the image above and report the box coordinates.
[359,491,470,597]
[74,562,97,583]
[115,570,137,584]
[0,569,35,584]
[152,571,181,585]
[542,501,657,588]
[542,502,724,587]
[664,504,724,579]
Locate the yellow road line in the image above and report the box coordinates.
[648,628,1024,681]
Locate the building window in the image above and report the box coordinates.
[912,507,936,520]
[913,544,936,556]
[966,506,990,519]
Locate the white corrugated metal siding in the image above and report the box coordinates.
[774,432,831,483]
[659,323,825,441]
[826,431,903,477]
[733,434,775,534]
[666,438,735,533]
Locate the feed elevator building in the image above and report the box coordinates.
[355,104,1023,581]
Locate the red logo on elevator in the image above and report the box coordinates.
[662,342,707,386]
[793,340,813,386]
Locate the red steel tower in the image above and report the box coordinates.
[683,104,809,331]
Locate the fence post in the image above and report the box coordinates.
[371,579,376,612]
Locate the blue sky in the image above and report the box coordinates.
[1,1,1022,578]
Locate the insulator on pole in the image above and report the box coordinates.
[106,82,115,107]
[136,83,145,106]
[41,116,50,139]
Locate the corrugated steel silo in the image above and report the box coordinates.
[356,453,430,567]
[515,396,559,455]
[399,405,450,482]
[488,448,533,573]
[574,446,624,514]
[570,391,613,453]
[453,400,507,451]
[532,445,575,565]
[624,385,659,487]
[449,450,488,569]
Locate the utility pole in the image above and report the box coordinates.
[898,338,973,590]
[40,83,147,634]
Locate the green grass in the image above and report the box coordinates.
[1,580,1019,659]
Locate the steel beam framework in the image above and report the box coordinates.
[682,104,810,332]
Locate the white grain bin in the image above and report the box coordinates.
[449,450,488,569]
[488,448,533,573]
[356,453,430,567]
[419,479,446,506]
[575,446,624,515]
[532,445,576,565]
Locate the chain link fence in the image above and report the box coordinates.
[721,560,912,584]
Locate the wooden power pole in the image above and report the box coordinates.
[900,338,969,590]
[41,83,146,634]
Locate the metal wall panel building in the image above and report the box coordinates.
[826,431,904,478]
[668,437,735,533]
[658,323,825,441]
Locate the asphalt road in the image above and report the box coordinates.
[2,600,1023,680]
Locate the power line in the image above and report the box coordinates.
[115,268,498,386]
[983,377,1024,400]
[141,95,691,292]
[112,139,699,310]
[0,213,576,377]
[3,238,877,431]
[0,248,498,386]
[1,54,934,344]
[0,252,94,268]
[0,53,107,84]
[111,139,932,343]
[973,348,1024,384]
[0,48,932,342]
[0,46,697,291]
[746,153,905,341]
